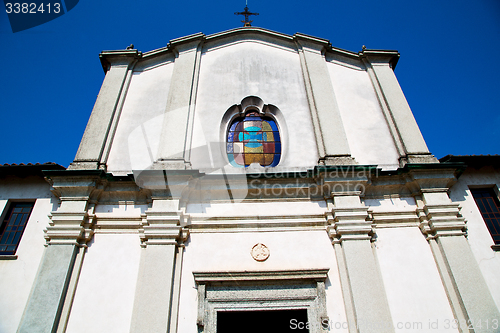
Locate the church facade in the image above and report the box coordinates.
[1,27,499,333]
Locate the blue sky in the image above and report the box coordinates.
[1,0,499,167]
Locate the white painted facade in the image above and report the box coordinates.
[1,28,499,333]
[446,164,500,311]
[0,171,60,333]
[326,61,400,169]
[104,29,407,174]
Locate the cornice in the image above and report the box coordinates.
[120,27,402,70]
[294,31,331,53]
[206,26,294,43]
[359,49,400,69]
[99,49,142,73]
[193,268,329,283]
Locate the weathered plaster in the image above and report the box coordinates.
[65,234,141,333]
[327,62,400,169]
[177,230,347,333]
[376,227,459,332]
[447,167,500,310]
[192,41,318,170]
[0,198,54,333]
[107,63,175,172]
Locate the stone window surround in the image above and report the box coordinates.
[193,269,329,333]
[0,200,35,259]
[469,184,500,251]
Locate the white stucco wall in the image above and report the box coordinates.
[0,177,56,333]
[326,61,400,170]
[94,202,147,215]
[186,200,327,216]
[177,230,348,333]
[107,61,174,172]
[448,167,500,310]
[376,227,459,332]
[66,233,141,333]
[191,41,318,170]
[364,197,416,212]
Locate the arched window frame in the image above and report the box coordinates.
[220,96,287,168]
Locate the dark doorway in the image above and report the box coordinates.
[217,309,310,333]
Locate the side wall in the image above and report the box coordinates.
[0,176,58,333]
[448,166,500,310]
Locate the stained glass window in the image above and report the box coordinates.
[227,112,281,167]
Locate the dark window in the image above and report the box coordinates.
[0,202,34,255]
[227,112,281,167]
[470,188,500,245]
[217,309,309,333]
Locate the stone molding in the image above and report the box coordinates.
[193,269,329,283]
[92,214,143,232]
[327,207,373,242]
[404,168,467,239]
[189,213,326,233]
[45,211,93,246]
[43,174,104,246]
[401,153,439,165]
[99,49,142,73]
[419,203,467,239]
[139,206,190,247]
[193,269,329,333]
[370,210,420,227]
[327,191,373,243]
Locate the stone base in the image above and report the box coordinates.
[320,156,358,166]
[151,160,192,170]
[399,153,439,167]
[67,161,100,170]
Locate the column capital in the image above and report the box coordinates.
[359,49,400,69]
[44,170,106,198]
[404,166,458,194]
[418,203,467,239]
[99,49,142,73]
[327,194,373,243]
[139,199,190,247]
[43,171,105,246]
[45,211,94,246]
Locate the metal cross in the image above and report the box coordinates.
[234,5,259,27]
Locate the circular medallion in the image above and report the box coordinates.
[251,243,270,261]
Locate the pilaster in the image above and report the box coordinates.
[130,198,189,333]
[327,192,395,333]
[156,33,205,170]
[411,169,500,333]
[295,33,356,166]
[361,50,438,166]
[69,49,141,170]
[18,173,103,333]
